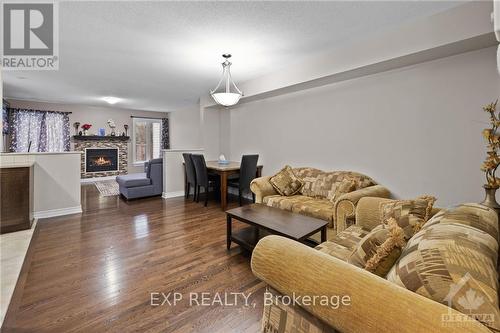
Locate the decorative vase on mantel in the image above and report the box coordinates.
[481,185,500,213]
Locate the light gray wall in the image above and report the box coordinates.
[201,104,222,160]
[5,100,169,173]
[220,46,500,207]
[168,105,201,149]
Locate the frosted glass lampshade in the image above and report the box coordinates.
[210,54,243,107]
[211,92,242,107]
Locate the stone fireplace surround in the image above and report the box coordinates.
[73,136,129,179]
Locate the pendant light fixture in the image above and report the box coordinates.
[210,54,243,107]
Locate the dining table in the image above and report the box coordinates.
[203,161,263,211]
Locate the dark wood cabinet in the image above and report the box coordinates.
[0,164,34,234]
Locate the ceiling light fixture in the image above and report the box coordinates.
[101,96,121,105]
[210,54,243,107]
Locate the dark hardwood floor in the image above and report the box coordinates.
[2,185,265,332]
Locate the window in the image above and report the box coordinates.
[132,118,162,165]
[8,109,70,152]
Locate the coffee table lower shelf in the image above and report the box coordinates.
[230,226,266,251]
[230,226,319,251]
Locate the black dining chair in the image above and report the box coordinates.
[227,154,259,206]
[183,153,197,201]
[191,154,219,207]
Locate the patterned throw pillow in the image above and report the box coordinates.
[295,167,324,197]
[348,218,406,277]
[386,210,500,331]
[328,178,358,203]
[269,165,304,196]
[423,203,499,240]
[380,196,436,240]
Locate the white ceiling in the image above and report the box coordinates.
[2,1,464,112]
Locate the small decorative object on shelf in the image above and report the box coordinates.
[81,123,92,136]
[480,99,500,212]
[98,128,105,136]
[124,124,129,136]
[107,119,116,136]
[73,122,80,136]
[78,130,82,136]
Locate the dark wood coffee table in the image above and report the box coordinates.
[226,204,328,251]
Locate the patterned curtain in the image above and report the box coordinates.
[2,100,9,135]
[9,108,70,152]
[162,118,170,149]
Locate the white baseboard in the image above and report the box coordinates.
[33,205,83,219]
[162,191,185,199]
[81,176,117,183]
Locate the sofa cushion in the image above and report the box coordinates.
[150,158,162,164]
[116,173,151,188]
[387,205,500,331]
[293,167,324,196]
[299,171,376,199]
[263,194,313,211]
[263,195,335,222]
[315,225,370,261]
[348,218,406,277]
[269,165,304,196]
[291,198,336,222]
[292,167,324,179]
[423,203,499,241]
[310,173,358,201]
[380,196,436,240]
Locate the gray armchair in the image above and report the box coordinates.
[116,158,163,199]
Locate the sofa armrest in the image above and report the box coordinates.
[251,236,489,333]
[250,176,278,203]
[355,197,444,231]
[334,185,391,232]
[354,196,394,231]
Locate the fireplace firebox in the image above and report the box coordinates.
[85,148,119,173]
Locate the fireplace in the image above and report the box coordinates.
[85,148,119,173]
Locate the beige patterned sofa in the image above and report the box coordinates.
[250,167,390,236]
[252,197,499,333]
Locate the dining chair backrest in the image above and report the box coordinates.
[239,154,259,191]
[183,153,196,185]
[191,154,209,187]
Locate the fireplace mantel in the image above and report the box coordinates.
[72,135,130,141]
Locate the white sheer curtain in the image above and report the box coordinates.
[45,112,66,152]
[11,111,44,152]
[9,109,70,152]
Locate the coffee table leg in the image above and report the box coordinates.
[226,214,232,250]
[321,226,327,243]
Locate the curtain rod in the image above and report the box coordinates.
[7,107,72,114]
[130,115,166,120]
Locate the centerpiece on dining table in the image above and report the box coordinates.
[218,154,230,165]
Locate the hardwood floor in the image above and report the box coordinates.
[2,185,265,332]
